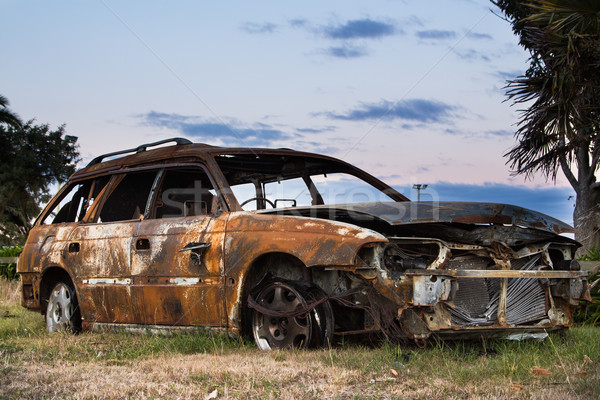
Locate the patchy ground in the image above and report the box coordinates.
[2,349,598,399]
[1,279,599,399]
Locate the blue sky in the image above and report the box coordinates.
[0,0,576,224]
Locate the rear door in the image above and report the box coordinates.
[19,175,111,311]
[71,170,157,325]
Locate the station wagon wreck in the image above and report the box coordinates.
[18,138,591,349]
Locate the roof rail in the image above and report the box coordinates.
[86,137,192,167]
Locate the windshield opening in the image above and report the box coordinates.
[215,153,405,211]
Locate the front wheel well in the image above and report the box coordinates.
[247,252,308,283]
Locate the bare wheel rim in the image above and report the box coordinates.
[46,282,75,332]
[252,281,312,350]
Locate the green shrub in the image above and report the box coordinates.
[0,246,22,280]
[578,247,600,261]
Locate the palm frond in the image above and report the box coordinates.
[499,0,600,180]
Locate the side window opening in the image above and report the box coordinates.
[98,171,157,222]
[41,176,110,225]
[154,168,217,218]
[228,182,259,211]
[263,177,314,208]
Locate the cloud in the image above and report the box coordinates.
[243,18,399,59]
[454,48,490,62]
[140,111,294,146]
[439,128,513,138]
[494,70,522,81]
[293,140,342,155]
[416,30,456,40]
[438,128,515,139]
[296,126,336,134]
[289,19,307,28]
[467,31,492,40]
[485,129,513,137]
[324,44,368,58]
[324,99,458,123]
[322,19,396,40]
[240,22,278,34]
[402,15,424,27]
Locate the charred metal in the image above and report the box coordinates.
[18,138,591,349]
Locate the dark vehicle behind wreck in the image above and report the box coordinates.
[18,138,591,349]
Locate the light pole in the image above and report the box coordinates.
[412,184,428,202]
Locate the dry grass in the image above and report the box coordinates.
[1,279,599,399]
[0,277,20,307]
[2,346,597,399]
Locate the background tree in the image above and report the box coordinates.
[492,0,600,251]
[0,118,79,245]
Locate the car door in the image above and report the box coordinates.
[70,170,157,325]
[20,175,111,313]
[130,166,227,327]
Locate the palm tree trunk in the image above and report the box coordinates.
[574,183,600,253]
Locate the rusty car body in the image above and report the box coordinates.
[18,138,591,349]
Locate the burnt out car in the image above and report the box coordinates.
[19,138,590,349]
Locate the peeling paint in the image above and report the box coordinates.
[169,277,201,285]
[82,278,132,285]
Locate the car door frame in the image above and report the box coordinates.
[129,163,229,328]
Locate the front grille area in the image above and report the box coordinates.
[451,256,548,327]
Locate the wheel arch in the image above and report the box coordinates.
[39,266,77,315]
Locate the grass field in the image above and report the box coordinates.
[1,278,599,399]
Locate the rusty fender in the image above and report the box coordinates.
[222,212,388,333]
[223,212,387,270]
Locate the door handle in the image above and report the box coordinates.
[179,242,211,252]
[68,242,80,253]
[135,238,150,250]
[179,242,211,262]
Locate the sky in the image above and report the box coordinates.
[0,0,577,224]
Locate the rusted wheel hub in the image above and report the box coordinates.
[252,280,312,350]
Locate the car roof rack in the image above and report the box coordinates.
[86,137,192,167]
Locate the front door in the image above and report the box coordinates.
[130,166,226,327]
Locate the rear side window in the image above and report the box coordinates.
[41,176,110,225]
[98,171,157,222]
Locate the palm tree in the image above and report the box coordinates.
[494,0,600,250]
[0,95,22,128]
